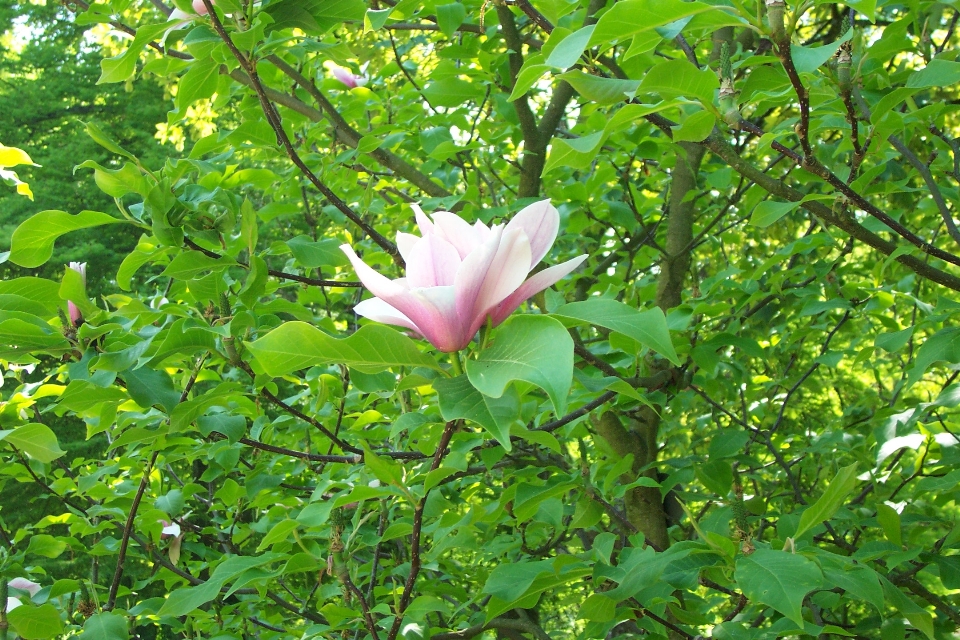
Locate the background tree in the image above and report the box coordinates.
[2,0,960,639]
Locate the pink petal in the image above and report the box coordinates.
[505,200,559,267]
[9,578,40,598]
[432,211,486,259]
[396,232,420,264]
[406,286,464,352]
[191,0,210,15]
[342,244,463,351]
[411,204,435,236]
[332,67,359,89]
[406,234,461,288]
[455,226,532,339]
[68,301,82,326]
[489,254,588,326]
[354,298,421,335]
[340,245,408,302]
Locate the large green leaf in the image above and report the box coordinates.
[589,0,737,47]
[638,59,719,104]
[553,298,680,364]
[0,423,66,463]
[9,210,123,268]
[434,375,520,449]
[266,0,365,33]
[79,612,130,640]
[158,554,283,616]
[545,25,596,69]
[908,327,960,385]
[558,71,640,105]
[246,322,441,376]
[7,604,64,640]
[881,576,935,639]
[735,549,823,627]
[793,463,858,539]
[466,315,573,415]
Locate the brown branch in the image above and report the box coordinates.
[201,1,400,264]
[387,420,459,640]
[264,55,451,199]
[105,450,159,611]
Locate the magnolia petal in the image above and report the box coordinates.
[411,204,435,236]
[6,597,21,613]
[68,301,82,326]
[340,245,407,301]
[455,226,532,340]
[489,254,588,326]
[9,578,41,598]
[406,286,464,352]
[432,211,485,259]
[505,199,559,267]
[354,298,421,334]
[406,233,461,288]
[192,0,210,15]
[161,522,181,538]
[396,232,421,264]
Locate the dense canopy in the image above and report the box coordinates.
[3,0,960,639]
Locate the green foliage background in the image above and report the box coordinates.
[2,0,960,639]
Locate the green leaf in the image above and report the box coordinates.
[507,62,551,101]
[735,548,823,627]
[84,121,138,160]
[466,315,573,415]
[790,30,852,74]
[750,200,801,227]
[545,25,596,69]
[639,59,719,104]
[589,0,737,47]
[98,23,169,83]
[553,298,680,365]
[558,70,640,105]
[422,77,485,107]
[817,553,883,611]
[881,577,935,639]
[26,533,67,558]
[121,366,181,412]
[75,160,148,198]
[908,327,960,385]
[875,327,913,353]
[435,375,520,449]
[287,236,348,268]
[794,463,858,539]
[161,250,235,280]
[176,58,221,113]
[257,519,299,551]
[364,446,406,486]
[197,414,247,444]
[579,593,616,622]
[364,8,392,31]
[672,110,716,143]
[246,322,441,376]
[0,423,66,463]
[266,0,365,33]
[80,612,130,640]
[907,59,960,88]
[9,210,122,268]
[544,130,605,173]
[7,604,64,640]
[876,503,903,547]
[159,554,282,616]
[436,3,466,37]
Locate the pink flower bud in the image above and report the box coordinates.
[67,262,86,326]
[191,0,210,15]
[160,520,181,538]
[331,66,367,89]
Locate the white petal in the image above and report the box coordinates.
[505,200,559,267]
[354,298,421,334]
[431,211,486,259]
[396,232,421,264]
[6,597,21,613]
[9,578,41,598]
[405,234,462,288]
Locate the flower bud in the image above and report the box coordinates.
[67,262,86,327]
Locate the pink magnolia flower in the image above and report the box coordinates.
[161,0,211,45]
[8,578,41,598]
[160,520,181,538]
[331,66,367,89]
[67,262,86,326]
[341,200,587,352]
